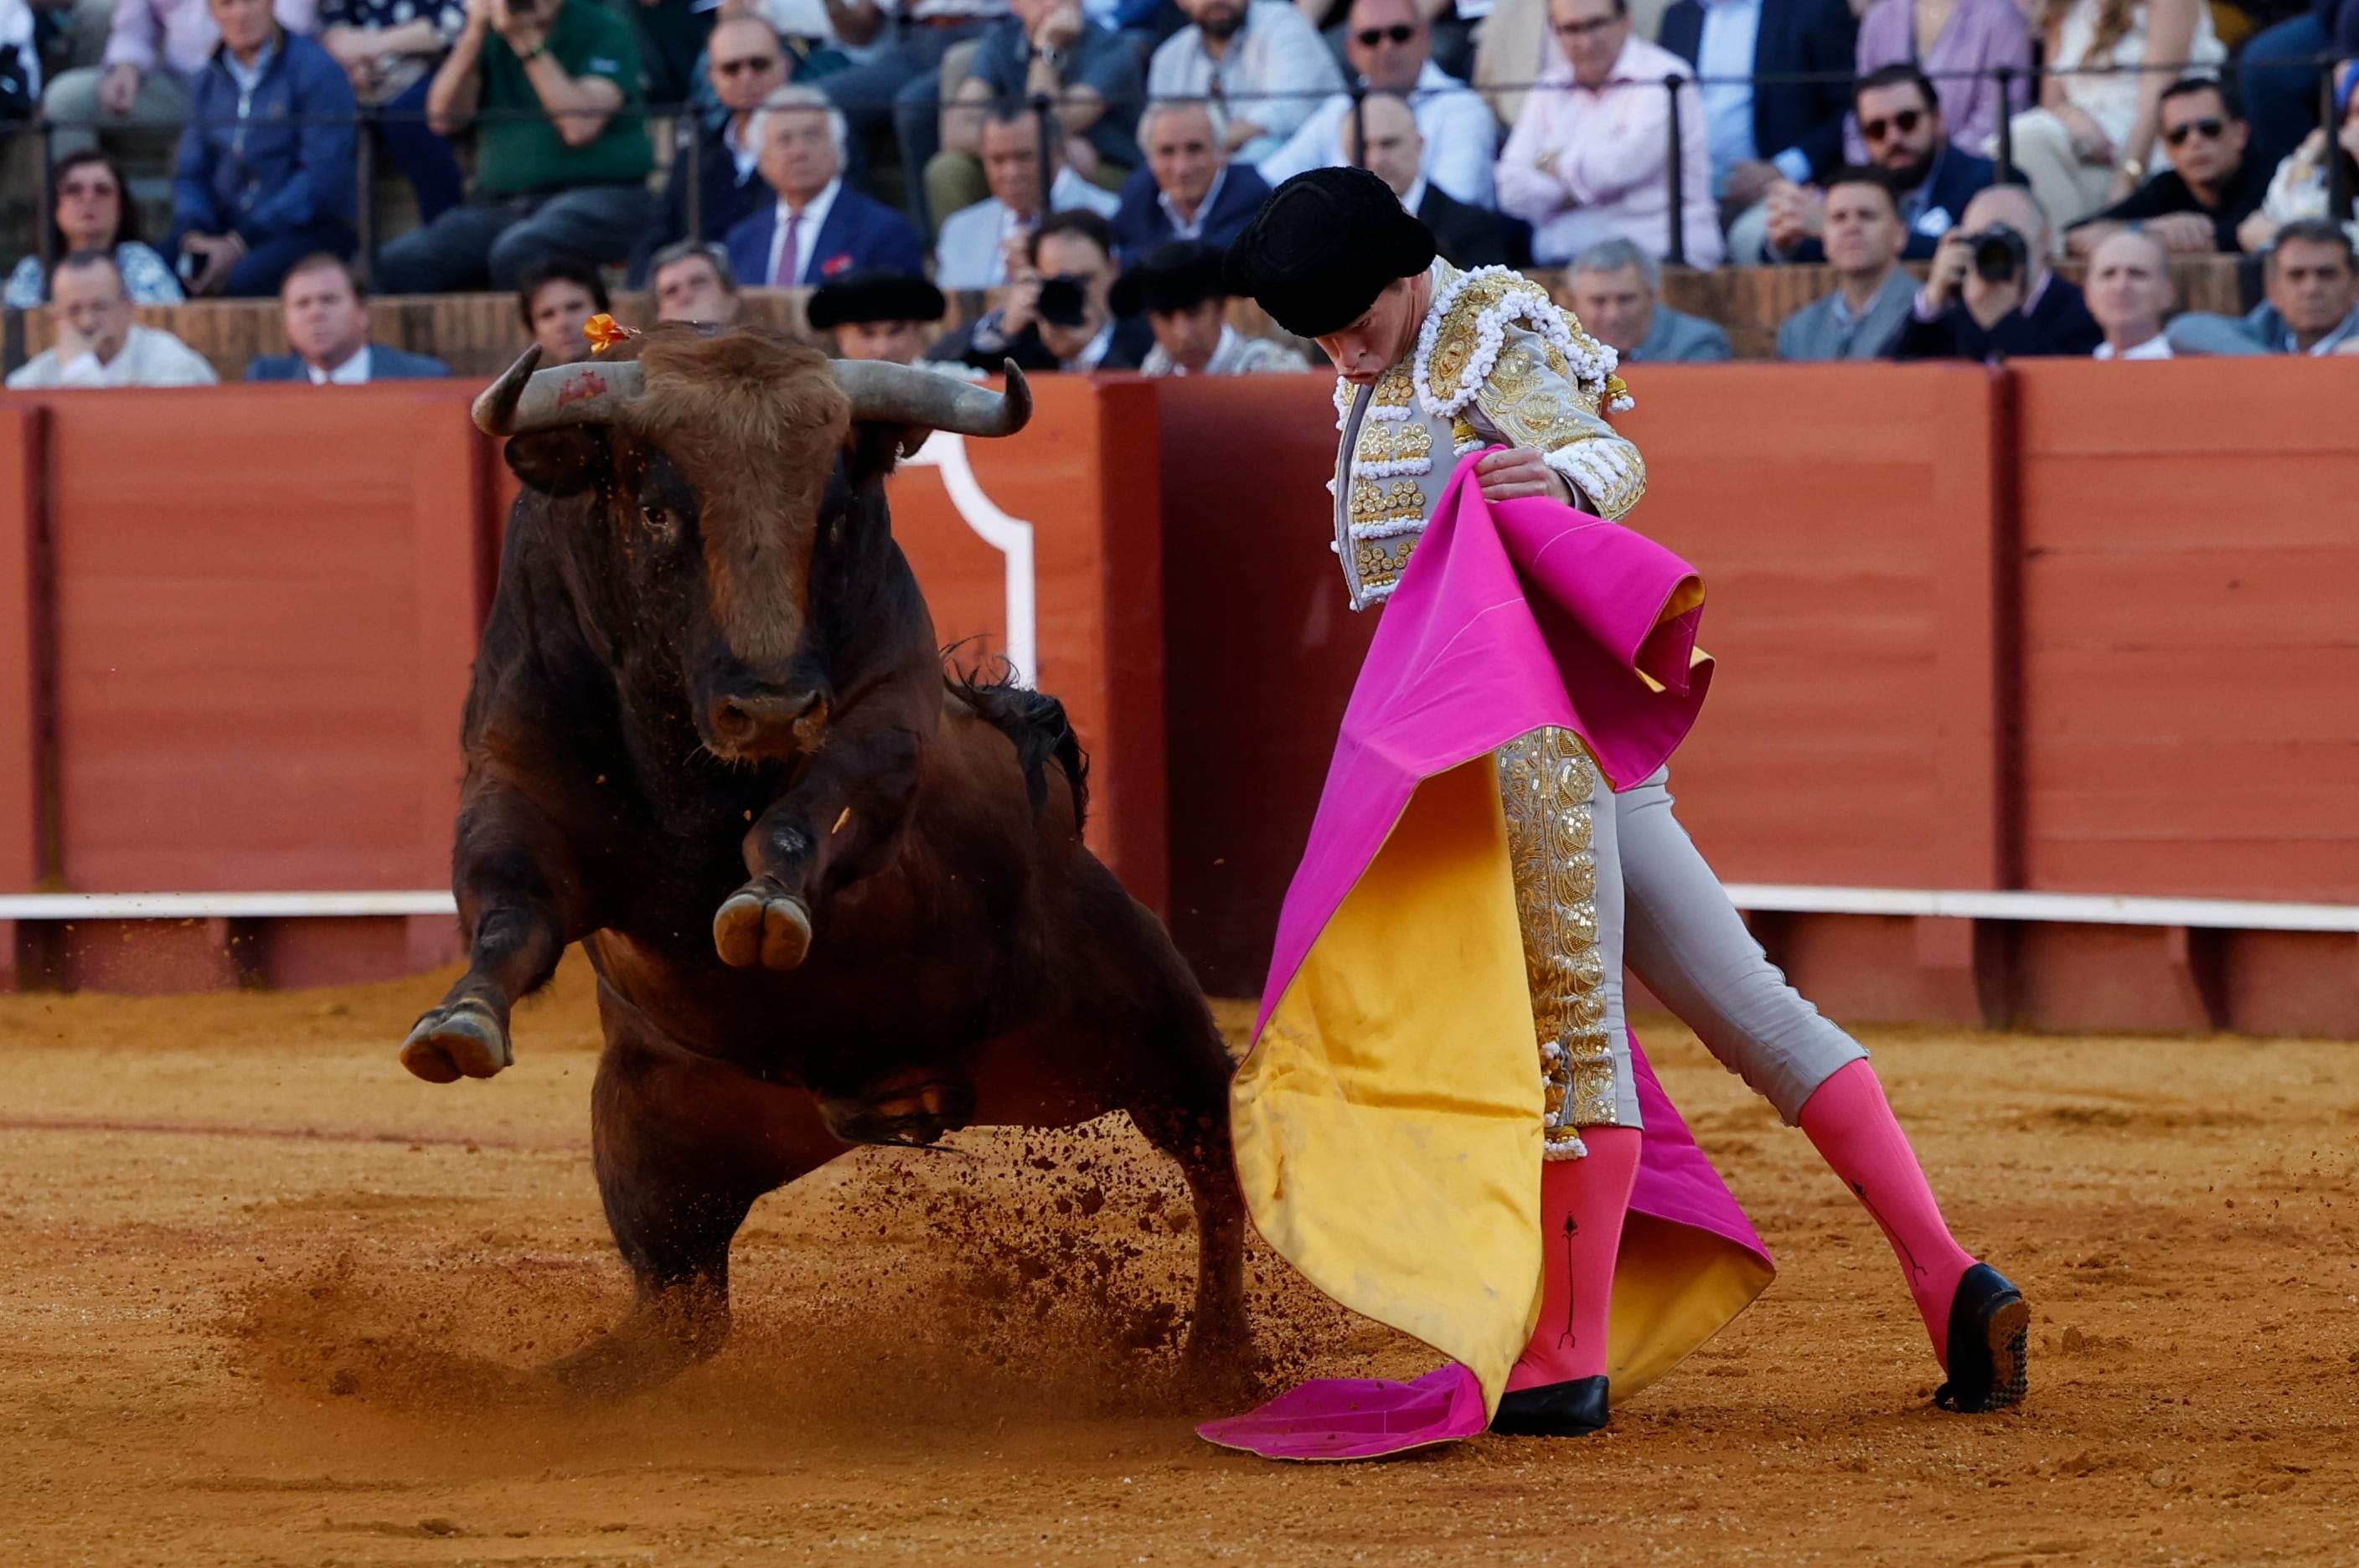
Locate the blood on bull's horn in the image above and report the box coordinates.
[471,344,1032,441]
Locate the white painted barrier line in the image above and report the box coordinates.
[1722,885,2359,934]
[0,891,458,919]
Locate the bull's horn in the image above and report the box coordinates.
[471,347,648,437]
[832,358,1032,439]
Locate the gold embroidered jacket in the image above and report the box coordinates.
[1329,260,1644,610]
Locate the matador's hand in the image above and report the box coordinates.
[1476,446,1573,505]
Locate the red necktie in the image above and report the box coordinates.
[773,209,803,287]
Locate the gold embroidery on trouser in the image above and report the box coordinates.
[1496,727,1615,1160]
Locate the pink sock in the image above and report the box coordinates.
[1798,1059,1979,1370]
[1505,1126,1641,1392]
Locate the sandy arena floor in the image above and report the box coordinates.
[2,952,2356,1566]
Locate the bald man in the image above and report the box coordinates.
[1346,93,1510,269]
[1890,184,2104,359]
[2086,230,2176,359]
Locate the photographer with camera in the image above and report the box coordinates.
[927,208,1149,370]
[1889,183,2102,361]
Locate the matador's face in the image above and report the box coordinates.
[1317,276,1425,385]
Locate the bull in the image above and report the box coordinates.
[398,327,1247,1396]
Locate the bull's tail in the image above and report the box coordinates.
[950,663,1090,834]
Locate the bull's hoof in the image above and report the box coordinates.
[542,1301,729,1404]
[713,888,812,970]
[400,1000,512,1083]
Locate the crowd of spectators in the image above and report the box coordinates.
[4,0,2356,382]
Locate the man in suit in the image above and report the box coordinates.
[1659,0,1856,235]
[2168,221,2359,355]
[648,240,746,327]
[1112,98,1273,264]
[722,85,927,291]
[1348,91,1509,269]
[928,209,1152,370]
[934,101,1123,289]
[628,16,790,286]
[1760,64,1995,265]
[1570,236,1732,363]
[245,253,449,384]
[1776,168,1921,360]
[1888,184,2103,360]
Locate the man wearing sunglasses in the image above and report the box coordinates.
[1256,0,1499,207]
[1758,63,1992,265]
[2067,77,2273,258]
[627,15,789,286]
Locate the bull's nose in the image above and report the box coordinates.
[711,692,822,747]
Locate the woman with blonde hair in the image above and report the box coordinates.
[2005,0,2224,235]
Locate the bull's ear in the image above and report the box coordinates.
[503,429,610,496]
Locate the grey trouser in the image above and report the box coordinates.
[1505,737,1868,1139]
[40,64,194,162]
[374,183,656,294]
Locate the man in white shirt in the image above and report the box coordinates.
[2086,229,2176,360]
[933,101,1122,289]
[8,250,218,389]
[1147,0,1342,163]
[1257,0,1500,207]
[1494,0,1722,266]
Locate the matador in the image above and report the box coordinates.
[1199,168,2027,1460]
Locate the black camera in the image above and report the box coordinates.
[1036,275,1090,328]
[1966,223,2030,284]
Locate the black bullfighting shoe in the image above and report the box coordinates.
[1934,1263,2030,1413]
[1489,1375,1610,1436]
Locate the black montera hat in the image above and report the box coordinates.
[1111,240,1227,318]
[805,269,947,331]
[1221,167,1436,339]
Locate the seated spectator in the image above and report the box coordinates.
[629,15,791,286]
[926,0,1143,230]
[2084,228,2175,359]
[928,208,1149,369]
[1850,0,2028,167]
[1569,237,1730,364]
[722,85,927,287]
[315,0,468,224]
[6,250,218,389]
[247,252,451,380]
[2239,61,2359,255]
[375,0,654,293]
[3,151,183,309]
[649,240,746,324]
[817,0,1009,219]
[1350,91,1508,269]
[2005,0,2225,234]
[169,0,358,297]
[807,267,947,363]
[517,251,607,365]
[1112,239,1309,374]
[1256,0,1499,208]
[1775,167,1918,360]
[41,0,317,162]
[1111,98,1272,263]
[1495,0,1722,266]
[934,101,1121,289]
[1660,0,1855,245]
[1147,0,1343,164]
[1888,183,2103,359]
[2067,78,2271,257]
[2167,219,2359,354]
[1760,64,1995,265]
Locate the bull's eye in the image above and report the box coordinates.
[639,503,675,539]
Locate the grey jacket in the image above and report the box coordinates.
[2166,300,2359,357]
[1626,305,1734,364]
[1776,268,1919,361]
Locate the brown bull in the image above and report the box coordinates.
[399,327,1247,1395]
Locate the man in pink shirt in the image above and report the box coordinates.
[1494,0,1722,266]
[43,0,318,161]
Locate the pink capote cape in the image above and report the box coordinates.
[1200,454,1773,1462]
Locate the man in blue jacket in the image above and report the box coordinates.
[722,85,925,289]
[1111,98,1272,265]
[1659,0,1856,221]
[627,15,790,287]
[246,254,451,383]
[171,0,359,298]
[1758,64,1995,264]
